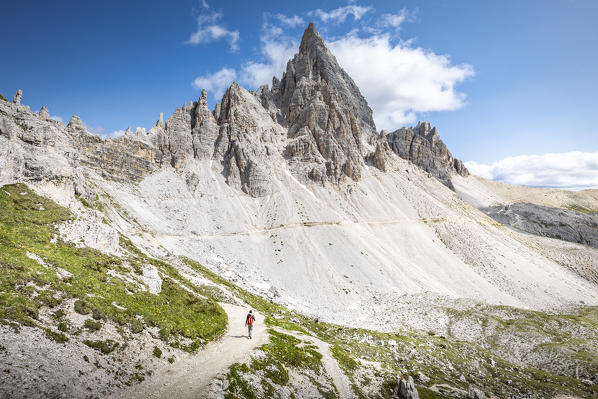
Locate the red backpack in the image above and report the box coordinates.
[247,314,254,325]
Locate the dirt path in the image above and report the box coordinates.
[118,303,268,399]
[274,328,354,399]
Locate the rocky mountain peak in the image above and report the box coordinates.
[265,23,378,183]
[298,22,327,55]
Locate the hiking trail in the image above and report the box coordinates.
[119,303,268,399]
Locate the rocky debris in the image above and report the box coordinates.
[13,89,22,105]
[56,266,73,280]
[468,386,486,399]
[397,376,419,399]
[38,106,51,121]
[417,372,430,384]
[386,121,468,189]
[481,202,598,248]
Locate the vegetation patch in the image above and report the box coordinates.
[84,319,102,331]
[153,346,162,358]
[45,328,68,344]
[0,183,227,351]
[84,339,119,354]
[224,329,334,399]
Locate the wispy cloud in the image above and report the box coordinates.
[50,115,64,123]
[239,15,299,89]
[275,13,304,28]
[466,150,598,190]
[308,5,372,23]
[187,6,240,51]
[330,33,474,128]
[379,9,411,29]
[192,67,237,99]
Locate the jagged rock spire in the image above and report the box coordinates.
[13,89,22,105]
[298,22,326,54]
[38,106,50,121]
[155,112,164,128]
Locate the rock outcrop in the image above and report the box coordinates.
[67,115,87,135]
[215,82,282,197]
[38,106,51,121]
[13,89,22,105]
[397,376,419,399]
[386,121,468,189]
[468,386,486,399]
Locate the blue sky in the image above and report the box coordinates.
[2,1,597,188]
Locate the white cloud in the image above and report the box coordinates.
[329,34,474,129]
[465,150,598,190]
[237,15,299,89]
[240,40,297,89]
[187,11,240,51]
[275,13,304,28]
[192,67,237,98]
[50,115,64,123]
[380,10,409,29]
[308,5,372,23]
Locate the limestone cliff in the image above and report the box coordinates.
[0,24,470,195]
[386,121,469,189]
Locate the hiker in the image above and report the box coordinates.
[245,310,256,339]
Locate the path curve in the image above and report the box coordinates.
[274,328,354,399]
[118,303,268,399]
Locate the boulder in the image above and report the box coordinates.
[468,386,486,399]
[397,376,419,399]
